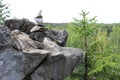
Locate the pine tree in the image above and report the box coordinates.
[0,0,10,24]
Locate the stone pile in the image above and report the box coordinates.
[0,19,83,80]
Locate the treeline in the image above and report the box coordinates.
[44,22,119,32]
[45,11,120,80]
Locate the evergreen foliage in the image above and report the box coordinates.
[0,0,10,24]
[66,11,120,80]
[46,11,120,80]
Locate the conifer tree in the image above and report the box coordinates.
[0,0,10,24]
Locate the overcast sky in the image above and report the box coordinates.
[3,0,120,23]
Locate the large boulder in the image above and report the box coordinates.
[31,38,83,80]
[0,26,12,47]
[0,25,83,80]
[46,30,68,47]
[0,26,48,80]
[4,19,68,47]
[4,18,35,34]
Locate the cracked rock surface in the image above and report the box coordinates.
[0,19,84,80]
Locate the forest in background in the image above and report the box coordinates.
[45,11,120,80]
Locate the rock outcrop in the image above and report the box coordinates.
[0,19,84,80]
[4,18,35,34]
[46,30,68,47]
[4,19,68,47]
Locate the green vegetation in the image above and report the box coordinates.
[46,11,120,80]
[0,0,10,24]
[0,0,119,79]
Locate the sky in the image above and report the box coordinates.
[3,0,120,23]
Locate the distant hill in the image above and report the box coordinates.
[44,23,69,27]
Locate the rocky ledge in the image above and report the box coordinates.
[0,19,83,80]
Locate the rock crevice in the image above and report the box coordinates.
[0,19,84,80]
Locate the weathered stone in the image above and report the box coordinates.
[0,21,83,80]
[4,18,35,34]
[30,31,46,42]
[35,10,43,25]
[30,38,83,80]
[30,26,47,32]
[0,26,48,80]
[11,30,44,51]
[0,47,48,80]
[4,19,68,46]
[46,30,68,47]
[0,26,12,47]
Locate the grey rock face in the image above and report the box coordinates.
[30,38,83,80]
[4,19,68,46]
[0,48,47,80]
[0,26,48,80]
[30,31,46,42]
[4,18,35,34]
[0,26,12,47]
[11,29,44,51]
[46,30,68,47]
[1,19,83,80]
